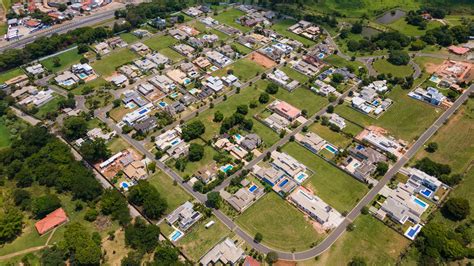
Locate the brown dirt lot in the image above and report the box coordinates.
[249,52,277,69]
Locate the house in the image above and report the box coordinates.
[123,160,147,180]
[149,17,166,29]
[204,76,224,92]
[195,162,218,184]
[215,24,242,36]
[35,208,68,235]
[180,94,195,106]
[200,17,219,27]
[225,184,264,212]
[122,103,153,125]
[132,29,151,38]
[293,60,320,76]
[201,34,219,44]
[183,6,203,17]
[25,64,45,76]
[87,128,116,142]
[110,74,128,86]
[206,51,232,68]
[166,201,202,231]
[145,52,169,66]
[188,37,204,48]
[119,65,140,79]
[406,167,443,192]
[378,184,429,224]
[271,151,306,178]
[173,44,195,57]
[55,71,80,86]
[267,69,299,91]
[362,130,403,157]
[180,62,199,78]
[312,80,336,96]
[193,57,211,69]
[18,88,54,107]
[107,36,128,48]
[155,127,182,150]
[268,100,301,121]
[253,165,298,195]
[240,134,261,151]
[263,113,291,132]
[243,256,261,266]
[130,42,149,54]
[448,45,470,55]
[408,87,446,106]
[133,116,157,132]
[11,86,38,100]
[149,75,176,93]
[327,113,346,129]
[366,80,388,93]
[166,69,188,85]
[200,238,245,266]
[295,132,326,154]
[122,90,148,107]
[288,187,343,229]
[169,29,188,40]
[222,74,239,87]
[133,58,157,72]
[178,25,200,36]
[137,82,155,96]
[71,63,94,77]
[94,42,110,55]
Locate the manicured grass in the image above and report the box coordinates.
[119,32,139,44]
[107,137,130,154]
[148,171,192,214]
[143,35,178,51]
[92,49,137,76]
[273,85,328,116]
[336,87,442,141]
[324,54,367,75]
[209,28,230,41]
[387,18,443,36]
[173,139,218,177]
[413,99,474,174]
[372,59,414,78]
[280,66,309,83]
[232,42,253,55]
[187,20,208,33]
[309,122,353,148]
[236,192,323,251]
[314,215,410,265]
[283,142,368,213]
[41,48,84,72]
[271,19,315,47]
[0,68,24,83]
[0,121,11,148]
[36,95,65,119]
[159,47,184,62]
[178,215,231,262]
[213,8,250,33]
[213,58,265,82]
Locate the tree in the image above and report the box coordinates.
[259,92,270,104]
[62,116,88,140]
[425,142,438,153]
[213,111,224,122]
[57,3,67,11]
[101,189,131,225]
[32,194,61,219]
[236,104,248,115]
[77,44,89,54]
[349,256,367,266]
[52,57,61,67]
[147,162,156,173]
[41,246,66,266]
[128,181,167,220]
[80,139,111,163]
[125,218,161,252]
[265,83,279,94]
[206,191,221,209]
[181,121,205,141]
[414,157,451,178]
[375,162,389,176]
[266,251,278,264]
[12,189,31,210]
[254,232,263,243]
[331,73,344,84]
[152,242,182,265]
[327,105,334,113]
[443,198,470,221]
[388,50,410,66]
[351,21,363,34]
[347,40,360,52]
[410,39,426,51]
[121,250,144,266]
[64,223,101,265]
[0,207,23,244]
[188,143,204,162]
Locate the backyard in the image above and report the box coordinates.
[283,142,368,213]
[41,48,84,72]
[172,139,218,178]
[236,192,324,251]
[35,95,65,119]
[91,49,138,76]
[147,171,192,213]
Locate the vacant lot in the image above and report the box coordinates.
[372,59,414,78]
[159,47,184,62]
[271,19,315,46]
[36,95,65,119]
[273,85,328,116]
[41,48,84,72]
[119,32,139,44]
[236,192,323,251]
[387,18,443,36]
[214,58,265,82]
[148,171,192,213]
[309,122,353,148]
[92,49,137,76]
[213,8,250,32]
[324,54,367,75]
[143,35,178,51]
[0,67,24,83]
[413,56,444,73]
[280,66,309,83]
[336,87,441,141]
[283,142,368,213]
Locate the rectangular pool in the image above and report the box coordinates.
[248,185,257,193]
[325,144,338,154]
[279,179,289,188]
[420,188,433,198]
[220,164,233,173]
[413,197,428,209]
[169,230,183,242]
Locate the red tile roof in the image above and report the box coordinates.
[35,208,68,235]
[448,45,470,55]
[244,256,261,266]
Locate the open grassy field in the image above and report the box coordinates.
[159,47,184,62]
[236,192,324,251]
[41,48,84,72]
[232,42,253,55]
[305,0,420,17]
[213,58,265,82]
[0,121,11,148]
[311,215,410,265]
[336,87,442,141]
[324,54,367,74]
[283,142,368,213]
[36,95,65,119]
[309,122,353,148]
[271,19,315,46]
[92,49,137,76]
[0,68,24,83]
[143,35,178,51]
[107,137,131,154]
[372,59,414,78]
[413,99,474,174]
[213,8,250,32]
[119,32,140,44]
[273,85,328,116]
[147,171,192,213]
[413,56,444,72]
[387,18,443,36]
[280,66,309,84]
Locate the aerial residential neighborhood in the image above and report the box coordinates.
[0,0,473,265]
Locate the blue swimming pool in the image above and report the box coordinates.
[170,92,179,98]
[234,134,242,141]
[184,78,191,85]
[413,197,428,208]
[248,185,257,193]
[120,182,129,189]
[220,164,233,173]
[405,224,421,240]
[170,230,183,241]
[138,108,148,114]
[158,101,167,108]
[318,53,324,59]
[171,139,180,146]
[325,145,338,154]
[78,73,88,79]
[420,188,433,198]
[279,179,289,188]
[295,172,308,183]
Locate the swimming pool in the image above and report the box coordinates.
[220,164,233,173]
[61,80,76,86]
[78,73,88,79]
[184,78,191,85]
[138,108,149,114]
[169,230,183,242]
[413,197,428,209]
[325,144,338,154]
[295,172,308,183]
[234,134,242,142]
[317,53,324,59]
[120,182,129,189]
[372,100,380,106]
[189,88,199,95]
[170,92,179,98]
[158,101,168,108]
[248,185,258,193]
[279,179,289,188]
[404,224,422,240]
[420,188,433,198]
[170,139,181,146]
[429,75,440,83]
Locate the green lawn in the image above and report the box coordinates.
[213,58,265,82]
[387,18,443,36]
[147,171,192,214]
[324,54,367,75]
[271,19,315,47]
[272,84,328,116]
[314,215,410,265]
[213,9,250,33]
[232,42,253,55]
[236,192,324,251]
[309,122,353,148]
[107,137,130,154]
[143,35,178,51]
[119,32,139,44]
[0,121,11,148]
[413,56,444,72]
[36,95,65,119]
[413,99,474,174]
[172,139,218,177]
[92,49,137,76]
[280,66,309,84]
[372,59,414,78]
[209,28,230,41]
[41,48,84,73]
[336,87,442,141]
[0,68,24,83]
[283,142,368,213]
[159,47,184,62]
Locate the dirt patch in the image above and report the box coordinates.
[275,260,297,266]
[249,52,276,69]
[102,229,129,265]
[94,215,112,231]
[425,62,441,74]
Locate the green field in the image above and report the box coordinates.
[413,56,444,72]
[283,142,368,213]
[305,0,421,17]
[272,84,328,116]
[232,42,253,55]
[280,66,309,84]
[143,35,178,51]
[36,95,65,119]
[159,47,184,62]
[271,19,315,46]
[309,122,353,148]
[387,18,443,36]
[0,68,24,83]
[92,49,137,76]
[172,139,218,177]
[0,122,11,148]
[148,171,192,213]
[213,58,265,82]
[313,215,410,265]
[119,32,140,44]
[324,54,367,75]
[336,87,441,141]
[41,48,84,72]
[372,59,414,78]
[236,192,324,251]
[213,8,250,33]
